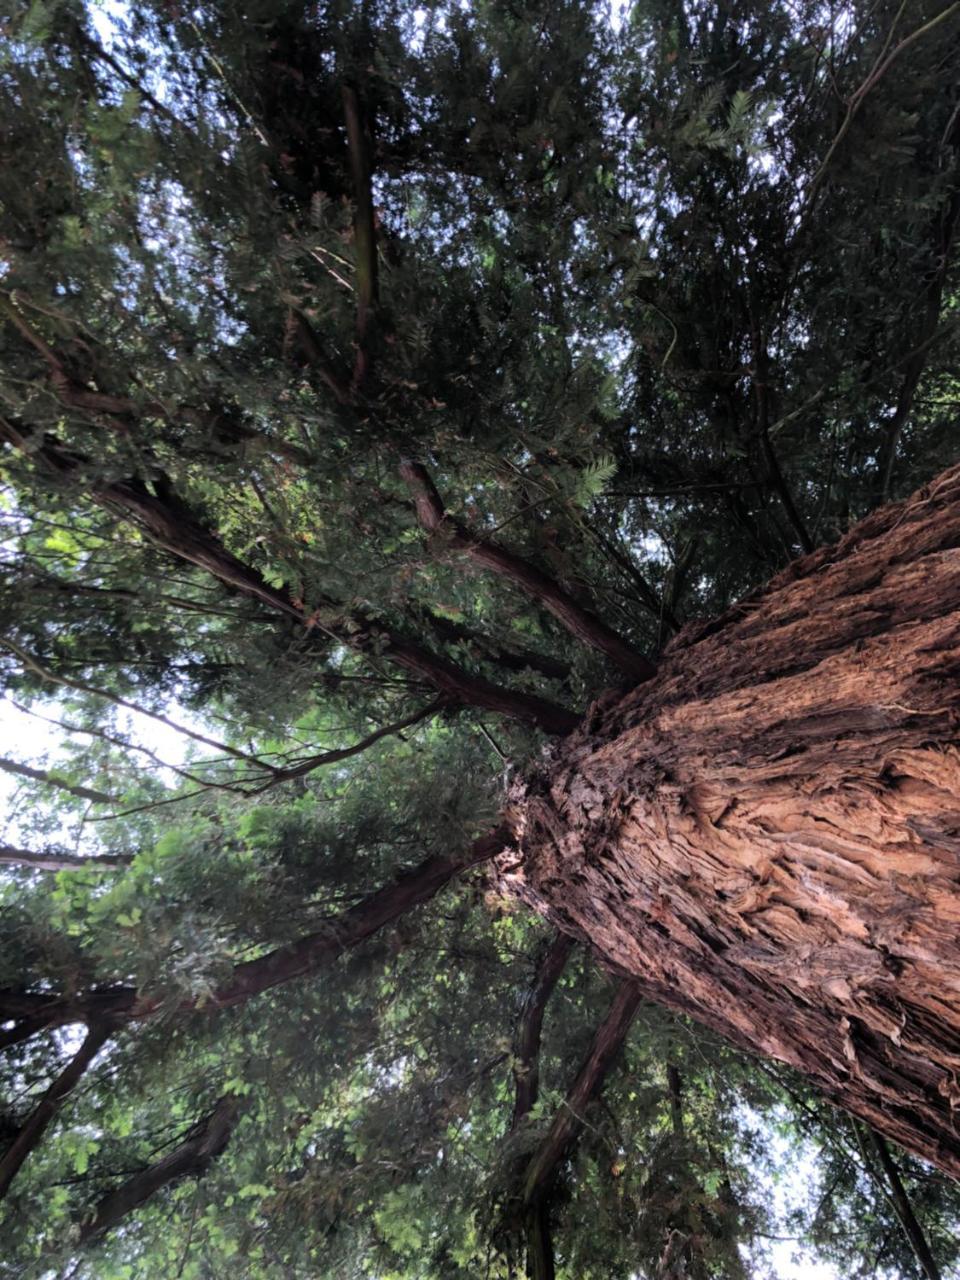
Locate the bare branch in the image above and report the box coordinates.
[0,754,113,805]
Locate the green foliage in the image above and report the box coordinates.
[0,0,959,1275]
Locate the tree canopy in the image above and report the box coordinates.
[1,0,959,1276]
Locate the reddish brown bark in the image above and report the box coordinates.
[503,463,960,1177]
[399,461,656,682]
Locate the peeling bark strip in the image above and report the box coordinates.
[399,461,656,682]
[505,464,960,1177]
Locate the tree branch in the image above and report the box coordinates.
[0,755,113,805]
[399,461,655,682]
[0,1023,110,1200]
[0,844,130,872]
[78,1097,240,1244]
[522,980,642,1205]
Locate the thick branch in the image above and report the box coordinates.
[399,462,655,682]
[0,844,130,872]
[511,933,575,1131]
[0,755,113,805]
[522,980,642,1205]
[78,1097,240,1244]
[195,825,511,1011]
[4,826,514,1043]
[0,1023,110,1200]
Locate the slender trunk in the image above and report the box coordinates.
[666,1064,684,1138]
[342,83,378,389]
[522,981,642,1205]
[504,463,960,1177]
[506,933,574,1280]
[511,934,576,1130]
[859,1125,942,1280]
[524,1202,556,1280]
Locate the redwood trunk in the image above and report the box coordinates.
[504,464,960,1175]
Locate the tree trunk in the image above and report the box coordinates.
[502,464,960,1176]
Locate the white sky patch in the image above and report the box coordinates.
[0,693,193,854]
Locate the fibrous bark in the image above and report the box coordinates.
[503,463,960,1176]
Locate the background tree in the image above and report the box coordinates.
[1,0,959,1275]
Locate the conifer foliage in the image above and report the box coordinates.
[1,1,959,1275]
